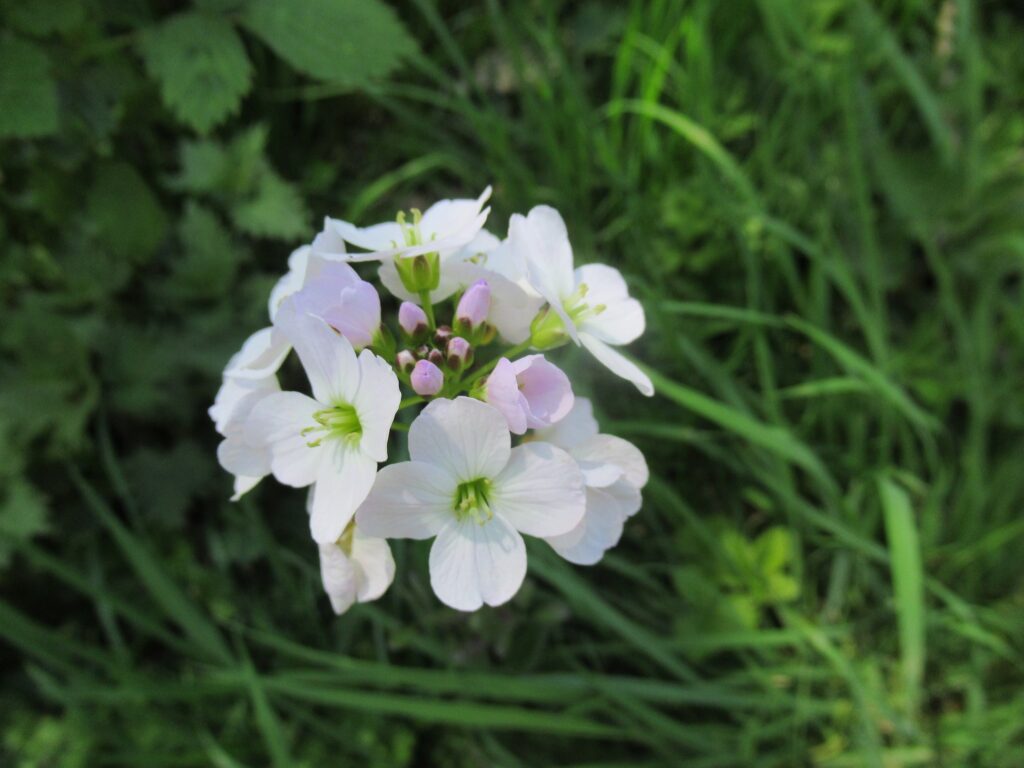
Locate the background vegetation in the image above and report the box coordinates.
[2,0,1023,765]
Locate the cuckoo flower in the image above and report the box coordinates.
[509,206,653,396]
[317,520,396,615]
[533,398,649,565]
[356,397,585,611]
[315,188,492,299]
[484,355,574,435]
[242,307,400,543]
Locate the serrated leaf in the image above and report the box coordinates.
[230,171,309,240]
[138,12,252,134]
[241,0,417,86]
[0,34,59,138]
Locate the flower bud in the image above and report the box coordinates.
[434,324,453,347]
[415,344,430,359]
[455,279,490,330]
[427,348,445,367]
[395,349,416,374]
[446,337,473,371]
[395,253,440,293]
[398,302,429,341]
[411,359,444,396]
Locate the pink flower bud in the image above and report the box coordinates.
[398,302,428,339]
[411,359,444,396]
[395,349,416,374]
[446,337,472,371]
[455,279,490,328]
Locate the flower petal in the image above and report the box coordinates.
[224,326,291,380]
[408,397,511,482]
[512,355,574,429]
[509,206,578,341]
[532,396,599,450]
[428,514,526,611]
[276,303,361,405]
[484,358,529,435]
[576,264,646,345]
[491,442,585,537]
[318,542,358,615]
[352,349,401,462]
[245,391,322,487]
[310,442,377,544]
[351,531,396,603]
[420,186,492,240]
[209,372,279,435]
[268,246,312,321]
[355,461,457,540]
[545,482,634,565]
[573,434,649,489]
[231,475,262,501]
[578,332,654,396]
[324,219,404,255]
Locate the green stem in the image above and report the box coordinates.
[418,290,436,329]
[399,396,424,410]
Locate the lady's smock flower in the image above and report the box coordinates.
[317,521,396,615]
[356,397,585,611]
[242,308,400,543]
[484,355,574,435]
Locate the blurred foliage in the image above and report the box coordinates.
[2,0,1024,766]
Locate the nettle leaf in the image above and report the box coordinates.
[138,12,253,134]
[170,127,309,240]
[241,0,417,86]
[230,171,309,240]
[0,34,59,138]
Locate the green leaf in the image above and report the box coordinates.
[0,34,59,138]
[138,12,252,134]
[3,0,85,37]
[230,171,309,240]
[878,477,926,716]
[87,162,169,263]
[0,479,49,568]
[241,0,417,86]
[168,202,247,300]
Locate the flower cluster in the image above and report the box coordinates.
[210,187,653,613]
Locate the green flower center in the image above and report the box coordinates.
[563,283,606,324]
[453,477,494,524]
[302,404,362,448]
[529,282,606,350]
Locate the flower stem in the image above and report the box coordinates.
[399,396,424,410]
[418,290,435,329]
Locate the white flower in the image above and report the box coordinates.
[317,521,395,615]
[534,398,649,565]
[211,372,279,500]
[509,206,653,396]
[356,397,585,611]
[242,310,400,544]
[315,187,491,261]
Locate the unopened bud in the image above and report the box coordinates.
[455,279,491,330]
[434,324,453,347]
[411,359,444,396]
[396,349,416,374]
[446,337,473,371]
[427,348,444,367]
[415,344,430,359]
[398,302,429,340]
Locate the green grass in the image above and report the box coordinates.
[3,0,1024,765]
